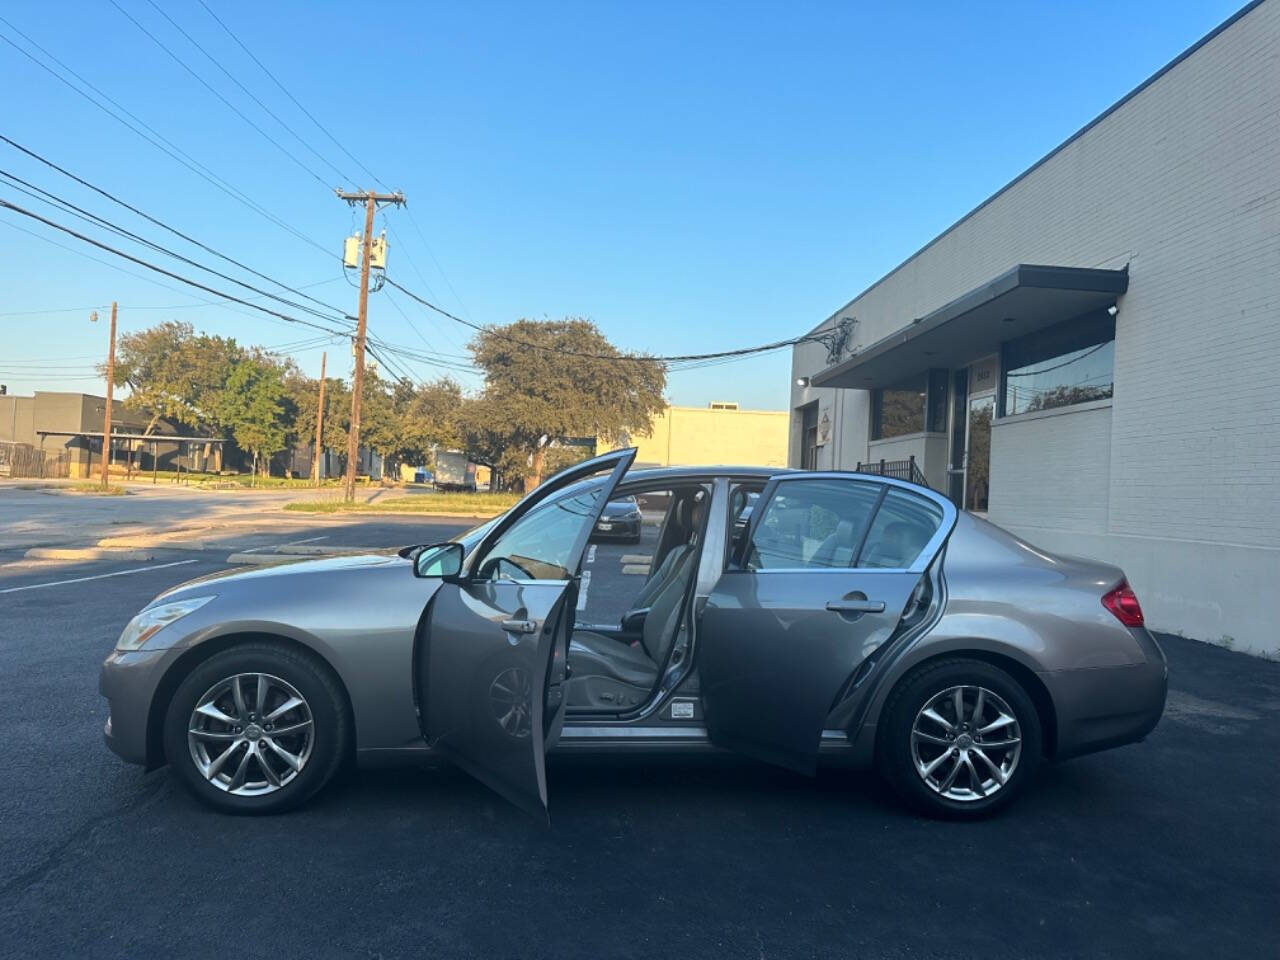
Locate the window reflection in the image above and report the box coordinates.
[872,372,927,439]
[1001,311,1116,416]
[1004,341,1114,415]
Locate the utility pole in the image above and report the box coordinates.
[313,351,327,485]
[335,189,404,503]
[99,302,117,490]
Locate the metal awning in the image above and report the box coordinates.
[812,263,1129,389]
[36,430,226,443]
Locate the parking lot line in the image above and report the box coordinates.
[0,558,199,594]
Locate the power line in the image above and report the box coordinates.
[0,278,341,318]
[0,17,336,259]
[196,0,386,191]
[0,167,352,326]
[107,0,333,190]
[384,276,827,365]
[0,135,348,318]
[140,0,354,186]
[178,2,480,354]
[0,198,352,339]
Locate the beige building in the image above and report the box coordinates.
[608,403,789,469]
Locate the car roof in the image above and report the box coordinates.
[619,465,792,485]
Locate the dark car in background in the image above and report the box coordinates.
[591,495,643,543]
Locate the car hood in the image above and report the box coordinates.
[155,552,406,603]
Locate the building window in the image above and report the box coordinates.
[871,369,947,440]
[799,402,818,470]
[1000,310,1115,416]
[926,368,949,432]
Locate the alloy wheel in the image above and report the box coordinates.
[910,684,1022,802]
[488,667,533,739]
[187,672,314,796]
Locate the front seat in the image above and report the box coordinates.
[566,497,704,709]
[625,497,695,617]
[566,548,698,706]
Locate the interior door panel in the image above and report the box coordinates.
[415,447,636,815]
[423,579,571,815]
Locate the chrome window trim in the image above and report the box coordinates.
[491,578,571,587]
[559,725,709,739]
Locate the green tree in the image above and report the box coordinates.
[468,318,666,490]
[388,377,463,472]
[106,321,241,434]
[216,356,289,480]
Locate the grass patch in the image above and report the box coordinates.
[192,474,346,490]
[65,482,128,495]
[113,470,351,489]
[284,491,522,517]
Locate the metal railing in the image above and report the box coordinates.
[854,455,931,490]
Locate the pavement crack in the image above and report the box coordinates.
[0,775,170,899]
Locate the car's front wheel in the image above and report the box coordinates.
[877,658,1042,819]
[163,642,350,814]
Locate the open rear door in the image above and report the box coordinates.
[418,448,636,816]
[699,473,956,774]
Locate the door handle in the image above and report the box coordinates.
[501,618,538,634]
[825,599,885,614]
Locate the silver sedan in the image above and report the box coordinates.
[100,449,1166,819]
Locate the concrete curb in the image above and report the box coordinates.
[24,547,154,562]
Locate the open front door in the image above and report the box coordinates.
[418,448,635,815]
[699,473,956,774]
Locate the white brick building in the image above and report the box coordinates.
[789,2,1280,654]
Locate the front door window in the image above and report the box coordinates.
[475,485,603,582]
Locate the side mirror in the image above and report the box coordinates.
[412,542,465,580]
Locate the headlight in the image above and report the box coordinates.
[116,596,214,651]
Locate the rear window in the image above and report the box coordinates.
[744,479,945,571]
[856,489,944,569]
[746,479,881,570]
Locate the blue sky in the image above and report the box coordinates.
[0,0,1244,409]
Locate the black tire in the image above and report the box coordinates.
[163,642,351,815]
[877,657,1042,820]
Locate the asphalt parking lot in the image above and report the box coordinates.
[1,517,1278,958]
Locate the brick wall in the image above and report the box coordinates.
[789,3,1280,650]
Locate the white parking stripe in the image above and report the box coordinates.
[0,559,200,594]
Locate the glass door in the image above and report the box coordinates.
[965,395,993,513]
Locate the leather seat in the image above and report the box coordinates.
[810,519,858,567]
[623,496,695,616]
[566,492,705,707]
[569,548,697,687]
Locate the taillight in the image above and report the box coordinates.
[1102,579,1144,627]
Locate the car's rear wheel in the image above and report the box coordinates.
[877,658,1042,819]
[163,642,350,814]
